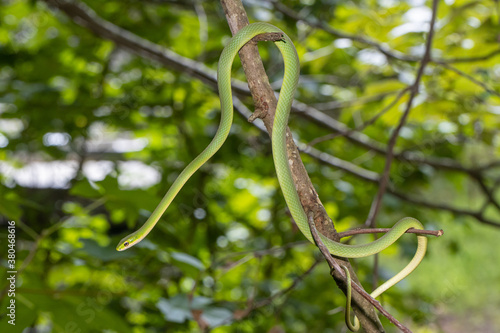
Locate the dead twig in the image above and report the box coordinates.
[306,213,412,333]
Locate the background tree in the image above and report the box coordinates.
[0,0,499,332]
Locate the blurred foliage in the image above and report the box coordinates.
[0,0,499,332]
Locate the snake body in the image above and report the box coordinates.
[116,23,427,331]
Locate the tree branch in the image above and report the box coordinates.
[42,0,500,236]
[365,0,440,228]
[233,97,500,228]
[266,0,418,63]
[307,87,411,147]
[266,0,500,65]
[306,213,412,333]
[442,48,500,63]
[41,0,499,178]
[435,61,500,98]
[219,0,383,330]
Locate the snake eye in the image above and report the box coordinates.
[123,241,130,247]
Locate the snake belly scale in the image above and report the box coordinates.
[116,22,427,331]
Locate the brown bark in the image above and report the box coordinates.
[220,0,384,331]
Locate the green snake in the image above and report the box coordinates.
[116,22,427,331]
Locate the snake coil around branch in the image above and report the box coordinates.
[116,23,429,331]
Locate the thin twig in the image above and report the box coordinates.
[254,259,321,308]
[337,227,444,239]
[442,48,500,63]
[311,90,401,111]
[306,213,412,333]
[307,87,410,147]
[435,61,500,97]
[473,175,500,213]
[212,241,308,271]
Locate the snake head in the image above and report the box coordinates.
[116,232,142,251]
